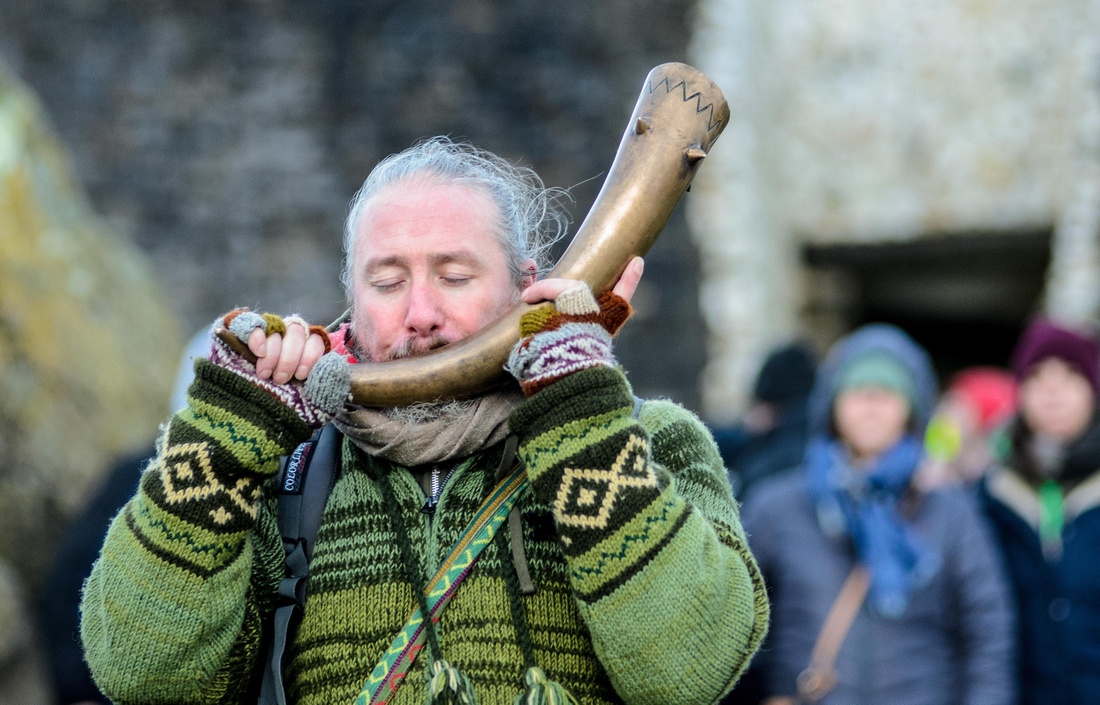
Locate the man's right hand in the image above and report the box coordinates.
[213,310,351,428]
[245,315,329,384]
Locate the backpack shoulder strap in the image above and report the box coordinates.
[258,423,343,705]
[279,423,342,561]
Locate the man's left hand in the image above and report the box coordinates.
[506,257,642,397]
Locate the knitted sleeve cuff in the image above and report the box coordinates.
[210,311,348,429]
[190,358,315,457]
[508,366,636,443]
[121,359,315,572]
[507,290,633,397]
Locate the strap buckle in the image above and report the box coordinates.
[276,540,310,609]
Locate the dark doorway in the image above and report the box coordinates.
[804,230,1051,385]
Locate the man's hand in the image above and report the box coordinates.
[506,259,640,397]
[212,310,351,428]
[521,256,644,307]
[244,316,329,384]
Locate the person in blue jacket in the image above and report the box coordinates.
[979,318,1100,705]
[733,323,1015,705]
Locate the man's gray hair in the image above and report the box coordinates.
[341,137,571,301]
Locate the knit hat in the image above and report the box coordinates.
[834,351,918,410]
[753,342,817,405]
[1011,319,1100,394]
[810,323,938,437]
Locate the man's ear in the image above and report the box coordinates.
[518,258,538,291]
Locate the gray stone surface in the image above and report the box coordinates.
[0,561,51,705]
[0,0,706,409]
[0,63,180,584]
[0,63,183,704]
[689,0,1100,417]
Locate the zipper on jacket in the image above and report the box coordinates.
[421,463,458,518]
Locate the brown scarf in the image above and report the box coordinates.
[332,385,524,467]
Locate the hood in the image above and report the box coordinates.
[809,323,938,437]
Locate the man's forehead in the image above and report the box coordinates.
[360,177,498,226]
[364,250,484,272]
[356,221,495,260]
[364,199,482,229]
[354,178,504,259]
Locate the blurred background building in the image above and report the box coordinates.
[690,0,1100,420]
[2,0,1100,700]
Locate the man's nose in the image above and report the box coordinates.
[404,282,444,335]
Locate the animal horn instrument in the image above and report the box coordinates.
[218,62,729,406]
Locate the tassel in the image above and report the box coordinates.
[427,659,479,705]
[512,667,579,705]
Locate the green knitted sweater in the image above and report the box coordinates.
[81,361,768,704]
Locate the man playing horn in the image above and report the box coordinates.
[81,137,768,705]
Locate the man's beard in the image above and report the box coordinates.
[345,328,449,363]
[383,397,478,425]
[347,330,477,424]
[382,335,450,362]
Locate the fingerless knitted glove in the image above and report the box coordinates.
[506,284,632,396]
[209,309,351,428]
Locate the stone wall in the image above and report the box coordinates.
[0,63,180,583]
[0,0,707,408]
[689,0,1100,417]
[0,63,182,704]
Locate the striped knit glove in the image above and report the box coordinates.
[209,309,352,428]
[506,283,632,397]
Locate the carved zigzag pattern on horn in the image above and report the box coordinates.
[646,75,724,132]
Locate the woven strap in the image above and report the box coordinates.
[354,465,529,705]
[795,565,871,702]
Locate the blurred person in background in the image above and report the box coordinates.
[979,318,1100,705]
[732,323,1014,705]
[713,342,816,499]
[919,367,1016,489]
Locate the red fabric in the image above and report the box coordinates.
[222,308,249,327]
[328,323,358,363]
[949,367,1017,432]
